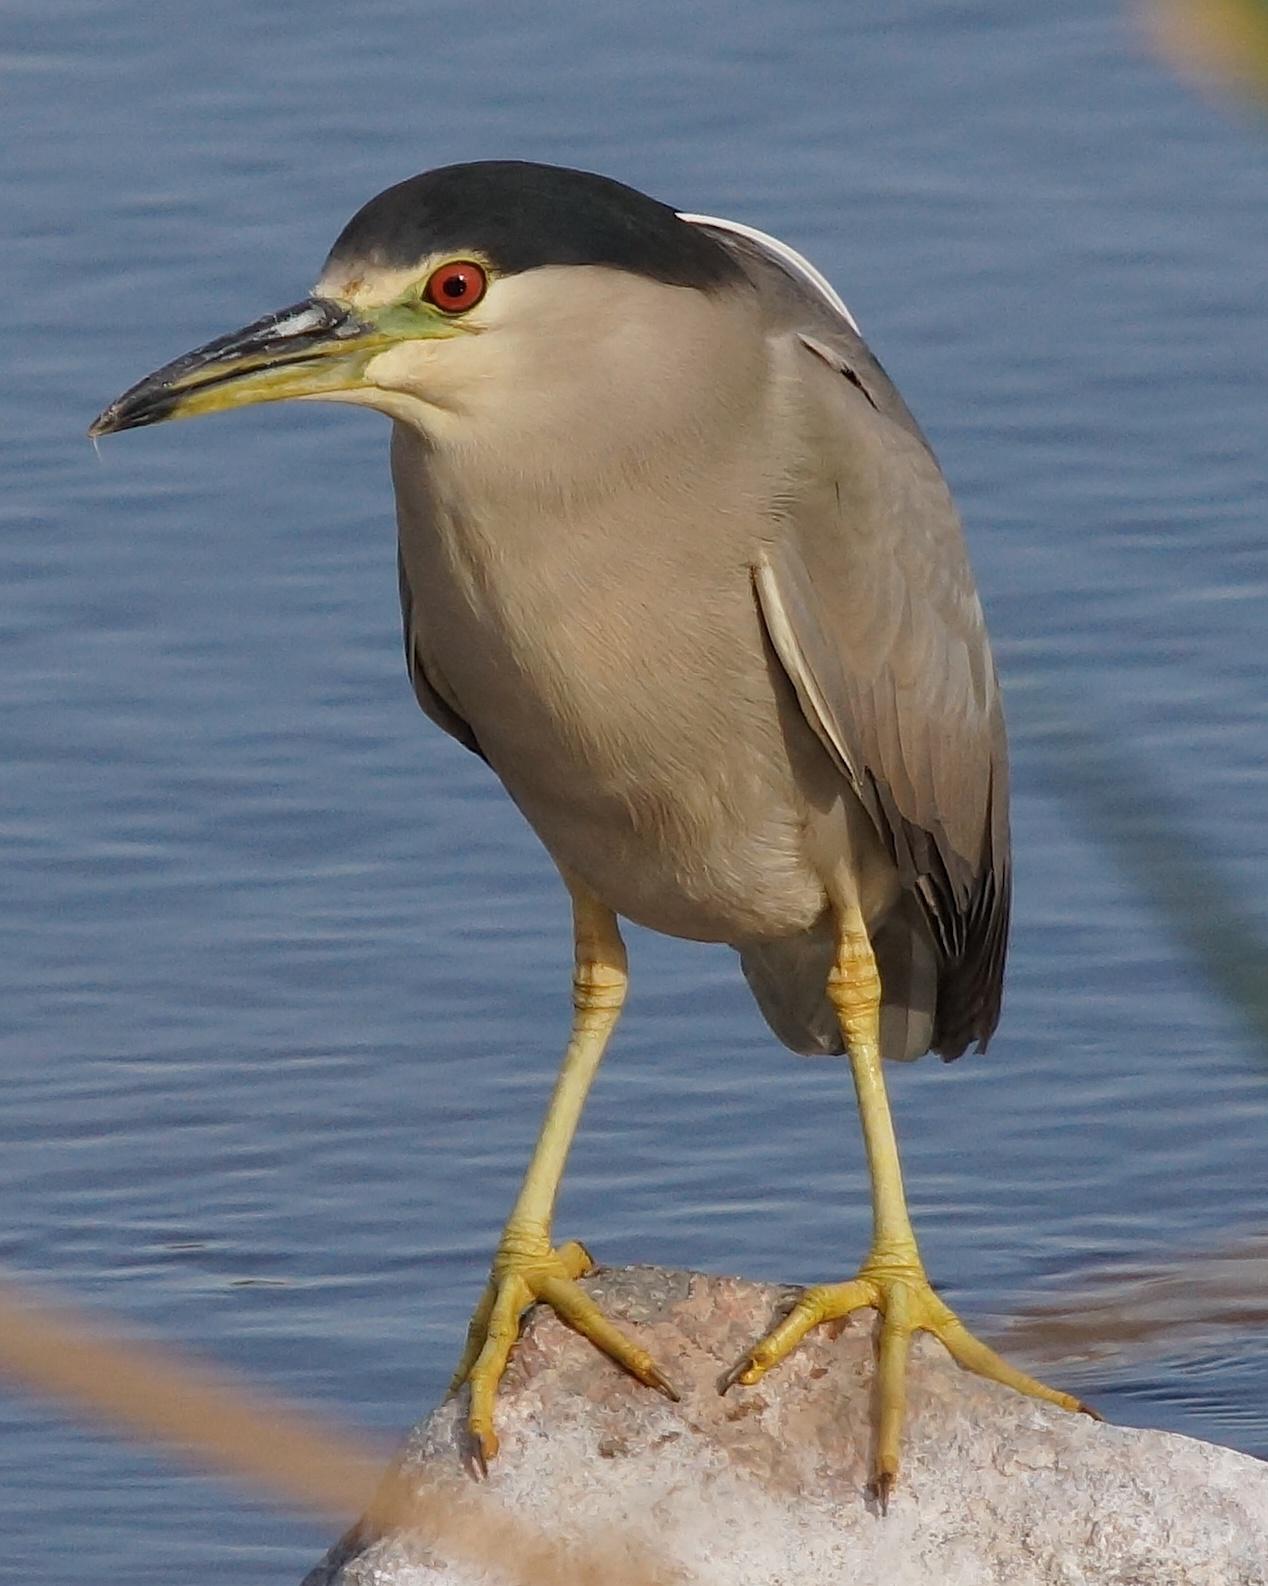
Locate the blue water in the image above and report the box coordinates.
[3,2,1267,1580]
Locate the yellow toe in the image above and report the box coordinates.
[722,1278,875,1391]
[727,1258,1093,1493]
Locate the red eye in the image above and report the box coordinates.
[424,260,488,313]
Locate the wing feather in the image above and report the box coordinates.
[397,548,485,760]
[708,219,1010,1056]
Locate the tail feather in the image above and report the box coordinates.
[739,899,938,1062]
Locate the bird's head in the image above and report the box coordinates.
[90,162,753,462]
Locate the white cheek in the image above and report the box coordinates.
[364,341,440,392]
[366,337,490,407]
[359,341,479,439]
[294,386,433,427]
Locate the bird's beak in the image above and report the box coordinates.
[89,295,455,438]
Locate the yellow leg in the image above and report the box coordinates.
[724,907,1095,1502]
[451,881,676,1469]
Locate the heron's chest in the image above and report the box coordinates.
[395,426,760,751]
[401,483,760,785]
[393,441,826,940]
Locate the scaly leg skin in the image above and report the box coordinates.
[449,883,677,1471]
[723,907,1097,1505]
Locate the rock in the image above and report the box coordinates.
[302,1266,1268,1586]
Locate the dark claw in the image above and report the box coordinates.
[464,1431,489,1481]
[646,1363,681,1403]
[717,1357,753,1396]
[869,1471,895,1515]
[775,1287,802,1319]
[1078,1399,1106,1423]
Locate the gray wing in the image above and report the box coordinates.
[397,548,486,760]
[694,219,1010,1058]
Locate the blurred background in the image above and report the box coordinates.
[1,2,1265,1581]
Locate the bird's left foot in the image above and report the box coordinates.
[449,1227,678,1469]
[722,1249,1097,1501]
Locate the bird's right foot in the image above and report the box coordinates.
[449,1225,678,1468]
[721,1246,1096,1502]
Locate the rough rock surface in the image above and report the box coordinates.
[302,1266,1268,1586]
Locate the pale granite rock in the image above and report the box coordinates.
[302,1266,1268,1586]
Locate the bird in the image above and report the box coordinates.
[91,160,1092,1498]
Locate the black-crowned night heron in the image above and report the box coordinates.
[91,160,1091,1497]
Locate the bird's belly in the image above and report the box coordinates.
[396,433,845,943]
[414,585,832,942]
[503,754,829,944]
